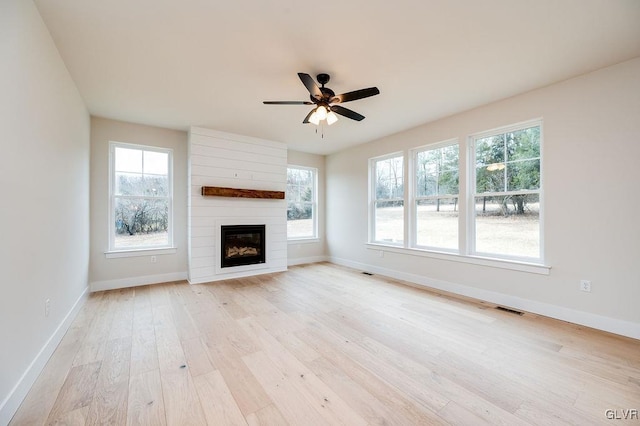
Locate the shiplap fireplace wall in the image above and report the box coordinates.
[187,127,288,283]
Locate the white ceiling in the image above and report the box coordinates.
[34,0,640,155]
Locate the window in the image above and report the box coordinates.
[286,166,317,239]
[471,123,541,260]
[368,119,543,265]
[371,154,404,244]
[109,142,173,251]
[413,142,459,251]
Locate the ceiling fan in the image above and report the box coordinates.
[263,73,380,125]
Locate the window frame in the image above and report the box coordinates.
[367,119,547,272]
[468,119,543,263]
[409,139,460,253]
[369,152,405,246]
[286,165,318,241]
[107,141,174,255]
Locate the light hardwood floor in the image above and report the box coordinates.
[10,263,640,425]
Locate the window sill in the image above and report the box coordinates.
[366,243,550,275]
[288,238,321,244]
[105,247,177,259]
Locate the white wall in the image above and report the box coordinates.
[287,150,327,265]
[89,117,189,291]
[0,0,90,423]
[188,127,288,283]
[326,58,640,338]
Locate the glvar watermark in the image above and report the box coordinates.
[605,409,639,420]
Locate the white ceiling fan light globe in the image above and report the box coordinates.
[315,105,327,120]
[326,111,338,125]
[309,111,320,125]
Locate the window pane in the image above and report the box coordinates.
[474,194,539,258]
[416,145,459,197]
[286,183,300,201]
[506,126,540,161]
[114,197,169,248]
[507,159,540,191]
[374,200,403,244]
[115,172,144,196]
[476,164,506,193]
[115,147,142,173]
[287,168,313,203]
[287,202,314,238]
[416,198,458,249]
[476,133,507,192]
[475,134,505,168]
[287,202,312,221]
[143,151,168,175]
[144,174,169,196]
[375,156,403,199]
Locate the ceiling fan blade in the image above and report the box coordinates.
[331,87,380,104]
[263,101,314,105]
[298,73,323,100]
[330,105,365,121]
[302,109,315,124]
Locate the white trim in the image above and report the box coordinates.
[0,287,88,426]
[286,165,318,240]
[469,117,544,140]
[469,119,544,263]
[90,271,188,292]
[287,255,329,266]
[105,247,177,258]
[369,152,405,244]
[366,243,550,275]
[328,257,639,340]
[108,141,174,253]
[409,139,460,251]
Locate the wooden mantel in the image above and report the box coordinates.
[201,186,285,199]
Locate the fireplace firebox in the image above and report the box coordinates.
[221,225,266,268]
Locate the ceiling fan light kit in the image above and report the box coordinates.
[326,110,338,125]
[263,72,380,127]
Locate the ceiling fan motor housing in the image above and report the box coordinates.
[316,73,330,86]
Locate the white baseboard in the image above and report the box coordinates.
[90,271,188,292]
[0,286,89,426]
[329,256,640,340]
[287,255,329,266]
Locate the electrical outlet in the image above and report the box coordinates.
[151,256,157,264]
[45,298,50,317]
[379,250,384,258]
[580,280,592,292]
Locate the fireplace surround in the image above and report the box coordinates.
[220,224,266,268]
[188,127,287,283]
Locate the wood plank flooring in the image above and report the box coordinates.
[10,263,640,425]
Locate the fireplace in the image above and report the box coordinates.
[220,224,266,268]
